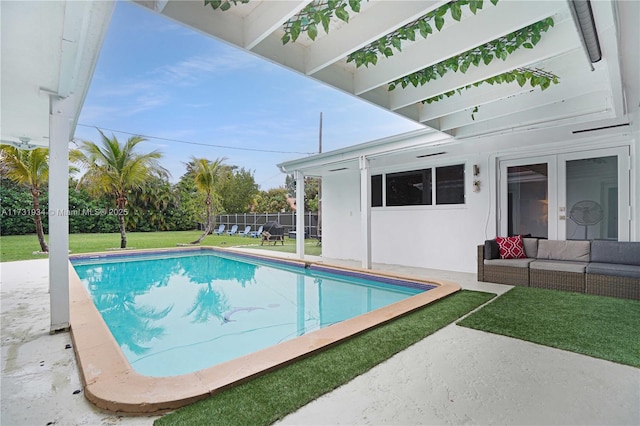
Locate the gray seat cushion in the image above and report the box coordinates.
[484,258,535,268]
[537,240,590,262]
[530,260,588,273]
[523,238,539,258]
[590,241,640,266]
[586,262,640,279]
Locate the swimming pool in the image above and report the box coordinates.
[68,247,459,413]
[72,250,428,377]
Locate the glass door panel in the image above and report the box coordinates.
[506,163,549,238]
[558,147,630,241]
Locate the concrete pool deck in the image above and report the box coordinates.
[2,253,639,425]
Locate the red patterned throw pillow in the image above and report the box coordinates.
[495,235,526,259]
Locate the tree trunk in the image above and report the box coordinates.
[117,195,127,248]
[31,189,48,252]
[118,212,127,248]
[191,194,212,244]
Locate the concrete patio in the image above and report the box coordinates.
[1,256,638,425]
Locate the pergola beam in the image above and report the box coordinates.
[388,19,579,111]
[244,1,308,50]
[354,0,563,95]
[305,0,444,75]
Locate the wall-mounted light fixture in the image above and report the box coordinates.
[472,164,481,192]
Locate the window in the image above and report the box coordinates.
[371,164,465,207]
[386,169,432,206]
[371,175,382,207]
[436,164,465,205]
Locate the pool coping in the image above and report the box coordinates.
[69,247,460,414]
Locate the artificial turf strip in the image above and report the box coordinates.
[457,286,640,368]
[155,290,495,426]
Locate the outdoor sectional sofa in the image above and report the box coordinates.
[477,238,640,300]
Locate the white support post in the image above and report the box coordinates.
[295,170,305,259]
[49,96,73,333]
[359,155,372,269]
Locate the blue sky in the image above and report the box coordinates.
[74,1,423,189]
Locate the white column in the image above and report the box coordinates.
[295,170,305,259]
[49,96,73,333]
[359,155,372,269]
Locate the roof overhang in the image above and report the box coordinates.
[0,1,115,149]
[133,0,639,144]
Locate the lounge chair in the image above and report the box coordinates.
[226,224,238,236]
[212,224,225,235]
[249,225,263,238]
[238,226,251,237]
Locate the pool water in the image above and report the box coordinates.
[72,251,432,377]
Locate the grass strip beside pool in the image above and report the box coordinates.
[458,286,640,368]
[155,290,495,426]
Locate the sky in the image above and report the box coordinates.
[74,1,424,190]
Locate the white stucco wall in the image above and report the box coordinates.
[319,129,638,274]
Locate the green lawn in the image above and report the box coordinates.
[457,286,640,368]
[0,231,321,262]
[155,290,495,426]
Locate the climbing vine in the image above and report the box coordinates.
[348,0,499,68]
[387,17,554,91]
[282,0,364,44]
[422,68,560,104]
[204,0,249,11]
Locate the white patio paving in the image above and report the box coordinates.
[1,256,638,425]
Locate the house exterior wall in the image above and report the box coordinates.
[320,130,638,274]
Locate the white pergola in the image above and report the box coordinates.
[1,0,638,330]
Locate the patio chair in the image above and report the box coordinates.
[238,226,251,237]
[226,224,239,236]
[212,224,225,235]
[249,225,263,238]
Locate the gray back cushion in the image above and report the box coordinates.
[537,240,590,262]
[590,240,640,266]
[523,238,538,258]
[484,239,500,260]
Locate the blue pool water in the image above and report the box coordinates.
[71,250,433,377]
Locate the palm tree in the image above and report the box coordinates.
[0,145,49,252]
[189,156,227,244]
[71,131,167,248]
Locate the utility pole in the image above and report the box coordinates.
[317,112,322,238]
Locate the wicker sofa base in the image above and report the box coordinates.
[483,265,530,287]
[586,274,640,300]
[530,269,585,293]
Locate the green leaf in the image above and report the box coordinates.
[281,33,291,45]
[460,58,471,73]
[469,0,478,14]
[335,6,350,23]
[523,42,533,49]
[220,1,231,11]
[406,28,416,42]
[290,20,302,42]
[435,14,445,31]
[349,0,361,13]
[388,83,396,91]
[436,62,446,77]
[451,3,462,21]
[328,0,339,9]
[483,53,493,65]
[383,47,394,57]
[321,14,331,33]
[391,37,402,51]
[531,32,541,45]
[307,23,318,40]
[490,0,499,5]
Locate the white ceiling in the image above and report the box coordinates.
[133,0,639,141]
[0,1,114,148]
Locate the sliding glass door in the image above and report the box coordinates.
[499,147,629,240]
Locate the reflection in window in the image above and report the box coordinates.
[371,175,382,207]
[386,169,432,206]
[436,164,465,205]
